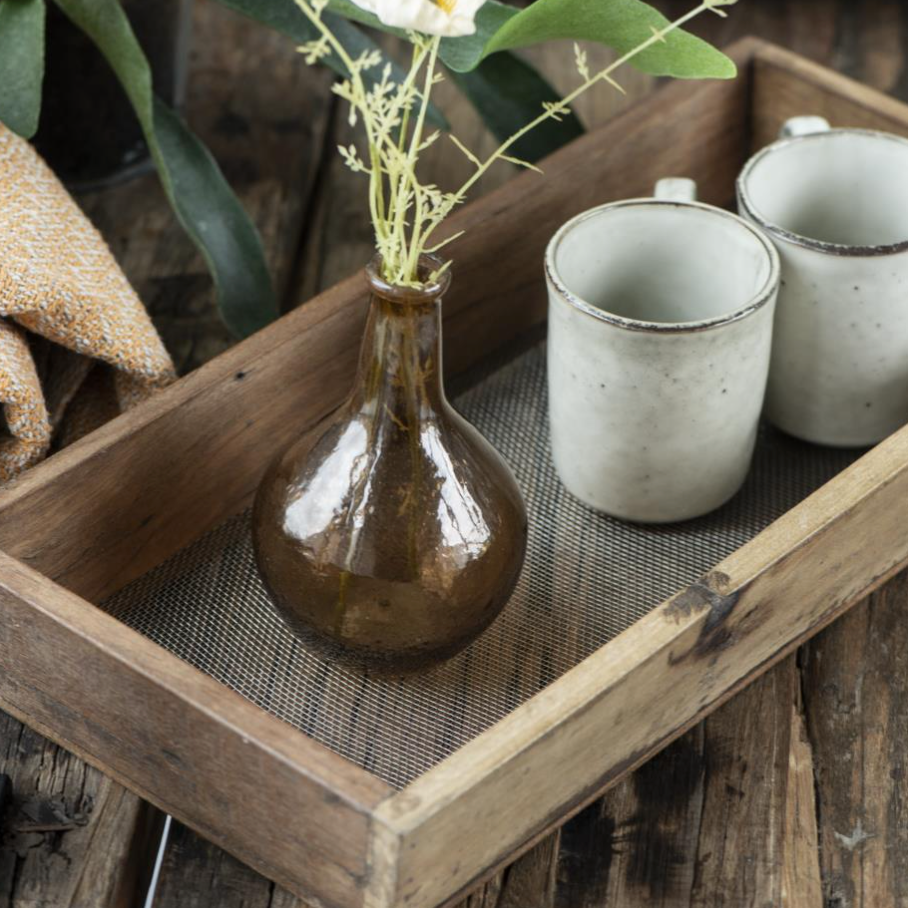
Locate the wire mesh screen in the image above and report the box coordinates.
[103,344,860,789]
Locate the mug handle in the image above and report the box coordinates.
[654,177,697,203]
[780,116,831,138]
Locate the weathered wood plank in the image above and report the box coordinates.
[559,729,707,908]
[546,659,793,908]
[153,821,307,908]
[688,660,793,907]
[800,570,908,908]
[0,548,393,908]
[781,681,823,908]
[0,714,159,908]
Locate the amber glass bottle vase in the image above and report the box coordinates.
[252,254,527,672]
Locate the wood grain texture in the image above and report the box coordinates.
[752,44,908,148]
[781,676,823,908]
[152,821,307,908]
[0,550,392,908]
[0,714,159,908]
[800,572,908,908]
[8,9,908,908]
[376,412,908,908]
[542,659,794,908]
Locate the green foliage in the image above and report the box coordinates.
[438,2,517,72]
[451,54,584,162]
[320,0,735,154]
[0,0,45,138]
[53,0,278,338]
[328,0,736,79]
[481,0,736,79]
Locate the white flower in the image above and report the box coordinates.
[348,0,486,37]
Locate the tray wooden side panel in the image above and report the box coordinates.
[752,43,908,147]
[0,40,755,605]
[375,422,908,908]
[0,551,393,908]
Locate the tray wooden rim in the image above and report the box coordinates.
[2,37,907,908]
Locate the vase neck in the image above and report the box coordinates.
[351,290,446,416]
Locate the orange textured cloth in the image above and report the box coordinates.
[0,122,175,481]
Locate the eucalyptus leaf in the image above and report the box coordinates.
[215,0,448,128]
[437,2,516,73]
[0,0,46,138]
[451,54,583,163]
[53,0,278,338]
[481,0,736,79]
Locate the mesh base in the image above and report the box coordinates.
[103,344,860,789]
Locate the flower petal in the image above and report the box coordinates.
[369,0,483,37]
[346,0,379,13]
[446,0,487,34]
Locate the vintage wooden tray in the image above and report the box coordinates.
[2,38,908,908]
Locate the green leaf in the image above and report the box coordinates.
[0,0,46,138]
[327,0,735,79]
[52,0,278,338]
[150,99,278,337]
[451,53,583,163]
[480,0,736,80]
[217,0,447,129]
[438,2,516,73]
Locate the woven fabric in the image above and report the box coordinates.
[0,122,175,480]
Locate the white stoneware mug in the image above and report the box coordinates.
[738,117,908,447]
[545,180,781,523]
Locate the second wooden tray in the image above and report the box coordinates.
[2,38,908,908]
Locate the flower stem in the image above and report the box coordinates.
[420,0,732,250]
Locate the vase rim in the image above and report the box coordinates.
[366,253,451,303]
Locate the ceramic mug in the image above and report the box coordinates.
[738,117,908,447]
[545,179,781,523]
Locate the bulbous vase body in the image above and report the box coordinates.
[252,256,527,671]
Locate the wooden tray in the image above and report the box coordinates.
[2,38,908,908]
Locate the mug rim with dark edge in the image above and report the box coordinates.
[544,198,781,335]
[737,127,908,258]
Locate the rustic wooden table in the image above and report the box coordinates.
[2,1,908,906]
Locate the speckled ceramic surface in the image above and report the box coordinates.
[738,118,908,447]
[545,183,780,523]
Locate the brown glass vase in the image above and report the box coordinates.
[252,255,528,672]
